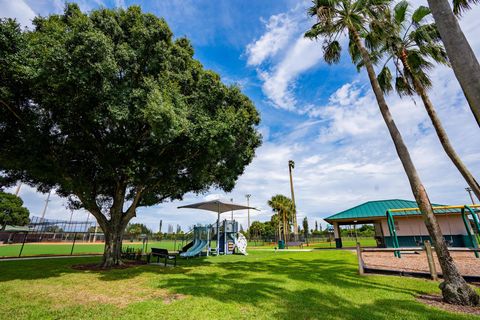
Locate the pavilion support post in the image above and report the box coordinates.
[216,211,220,255]
[424,240,438,281]
[461,207,479,258]
[356,242,364,275]
[333,222,342,248]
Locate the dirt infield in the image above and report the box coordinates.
[362,251,480,277]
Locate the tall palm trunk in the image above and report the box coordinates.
[426,0,480,127]
[351,28,479,306]
[399,55,480,202]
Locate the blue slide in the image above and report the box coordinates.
[180,239,208,257]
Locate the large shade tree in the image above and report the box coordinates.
[370,1,480,202]
[305,0,479,305]
[0,5,261,267]
[0,191,30,230]
[426,0,480,126]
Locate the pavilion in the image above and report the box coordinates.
[324,199,479,248]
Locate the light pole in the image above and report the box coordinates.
[40,191,51,222]
[230,198,234,220]
[288,160,298,241]
[15,182,22,196]
[466,187,476,205]
[245,194,251,231]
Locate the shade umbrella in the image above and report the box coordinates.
[178,199,258,254]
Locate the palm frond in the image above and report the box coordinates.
[395,76,414,96]
[394,0,409,25]
[411,6,431,24]
[453,0,480,15]
[377,66,393,93]
[323,40,342,64]
[419,43,449,65]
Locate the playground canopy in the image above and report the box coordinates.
[178,199,258,254]
[178,199,256,213]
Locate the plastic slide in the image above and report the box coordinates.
[233,233,248,255]
[180,239,208,257]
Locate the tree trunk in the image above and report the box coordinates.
[400,57,480,203]
[101,216,126,268]
[351,29,479,306]
[426,0,480,127]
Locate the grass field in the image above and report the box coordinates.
[0,238,376,258]
[0,250,477,319]
[0,241,181,258]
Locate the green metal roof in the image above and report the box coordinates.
[3,225,30,232]
[324,199,463,223]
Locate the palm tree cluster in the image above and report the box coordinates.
[268,194,295,242]
[305,0,480,306]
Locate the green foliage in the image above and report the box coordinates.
[369,2,448,98]
[302,216,309,237]
[248,220,276,240]
[125,223,152,236]
[0,191,30,229]
[411,5,431,23]
[268,195,294,225]
[0,4,261,239]
[305,0,392,68]
[452,0,480,15]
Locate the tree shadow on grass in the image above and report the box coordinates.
[0,252,467,318]
[273,289,469,320]
[0,254,216,282]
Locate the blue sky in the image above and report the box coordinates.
[2,0,480,232]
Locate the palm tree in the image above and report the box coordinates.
[426,0,480,126]
[268,195,294,242]
[305,0,479,305]
[370,1,480,202]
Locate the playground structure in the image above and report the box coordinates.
[178,199,256,258]
[179,220,248,257]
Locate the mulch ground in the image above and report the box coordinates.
[362,251,480,277]
[417,294,480,316]
[72,260,147,271]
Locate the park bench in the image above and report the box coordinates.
[286,241,304,248]
[149,248,177,267]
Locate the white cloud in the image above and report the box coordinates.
[260,36,324,109]
[246,13,297,66]
[114,0,126,8]
[244,3,326,110]
[0,0,36,28]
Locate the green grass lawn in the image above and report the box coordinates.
[0,238,376,258]
[0,240,183,258]
[248,238,377,249]
[0,250,476,319]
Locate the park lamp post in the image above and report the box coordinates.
[465,187,476,205]
[246,194,251,231]
[288,160,298,241]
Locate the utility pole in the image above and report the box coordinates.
[230,198,234,220]
[288,160,298,241]
[40,191,51,221]
[466,187,476,205]
[246,194,251,231]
